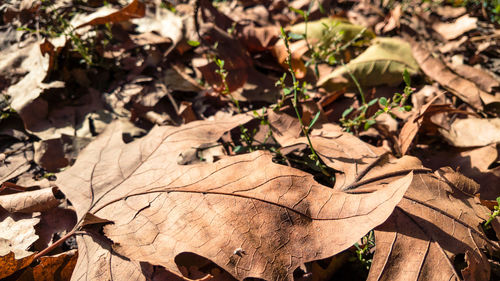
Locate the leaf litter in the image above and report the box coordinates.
[0,0,499,280]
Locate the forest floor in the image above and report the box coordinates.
[0,0,499,280]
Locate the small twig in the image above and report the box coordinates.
[33,228,76,260]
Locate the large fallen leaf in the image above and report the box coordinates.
[359,157,499,281]
[56,115,413,281]
[318,37,419,92]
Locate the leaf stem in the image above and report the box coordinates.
[281,28,330,177]
[33,228,76,260]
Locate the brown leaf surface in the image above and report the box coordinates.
[268,110,386,190]
[362,157,499,281]
[17,250,78,281]
[406,37,484,110]
[75,0,145,29]
[0,187,59,213]
[398,94,443,155]
[56,115,413,280]
[0,211,39,259]
[439,118,500,147]
[432,15,477,41]
[0,252,36,279]
[0,142,33,184]
[71,232,147,281]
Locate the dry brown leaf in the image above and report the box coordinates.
[271,38,308,79]
[361,157,498,281]
[0,187,59,213]
[17,250,78,281]
[447,63,500,95]
[56,115,412,280]
[5,41,65,121]
[0,211,39,259]
[34,207,77,252]
[0,251,36,279]
[435,5,467,19]
[75,0,145,29]
[239,24,280,52]
[398,94,444,155]
[432,15,477,41]
[0,142,33,184]
[71,232,148,281]
[414,144,500,200]
[440,118,500,147]
[268,110,386,190]
[407,38,484,110]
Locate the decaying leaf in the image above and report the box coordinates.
[74,0,145,29]
[17,250,78,281]
[0,251,36,279]
[318,37,419,92]
[268,110,386,190]
[361,157,499,281]
[56,115,413,280]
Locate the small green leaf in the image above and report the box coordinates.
[367,98,378,106]
[187,40,200,47]
[233,145,243,154]
[379,97,388,106]
[289,7,305,16]
[364,119,376,130]
[283,88,292,96]
[404,105,412,111]
[342,107,354,118]
[309,111,321,129]
[288,32,304,40]
[403,68,411,86]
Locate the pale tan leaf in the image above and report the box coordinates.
[440,118,500,147]
[0,187,59,213]
[432,15,477,41]
[0,212,39,259]
[70,233,146,281]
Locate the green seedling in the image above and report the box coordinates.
[341,69,414,133]
[484,197,500,227]
[278,27,331,177]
